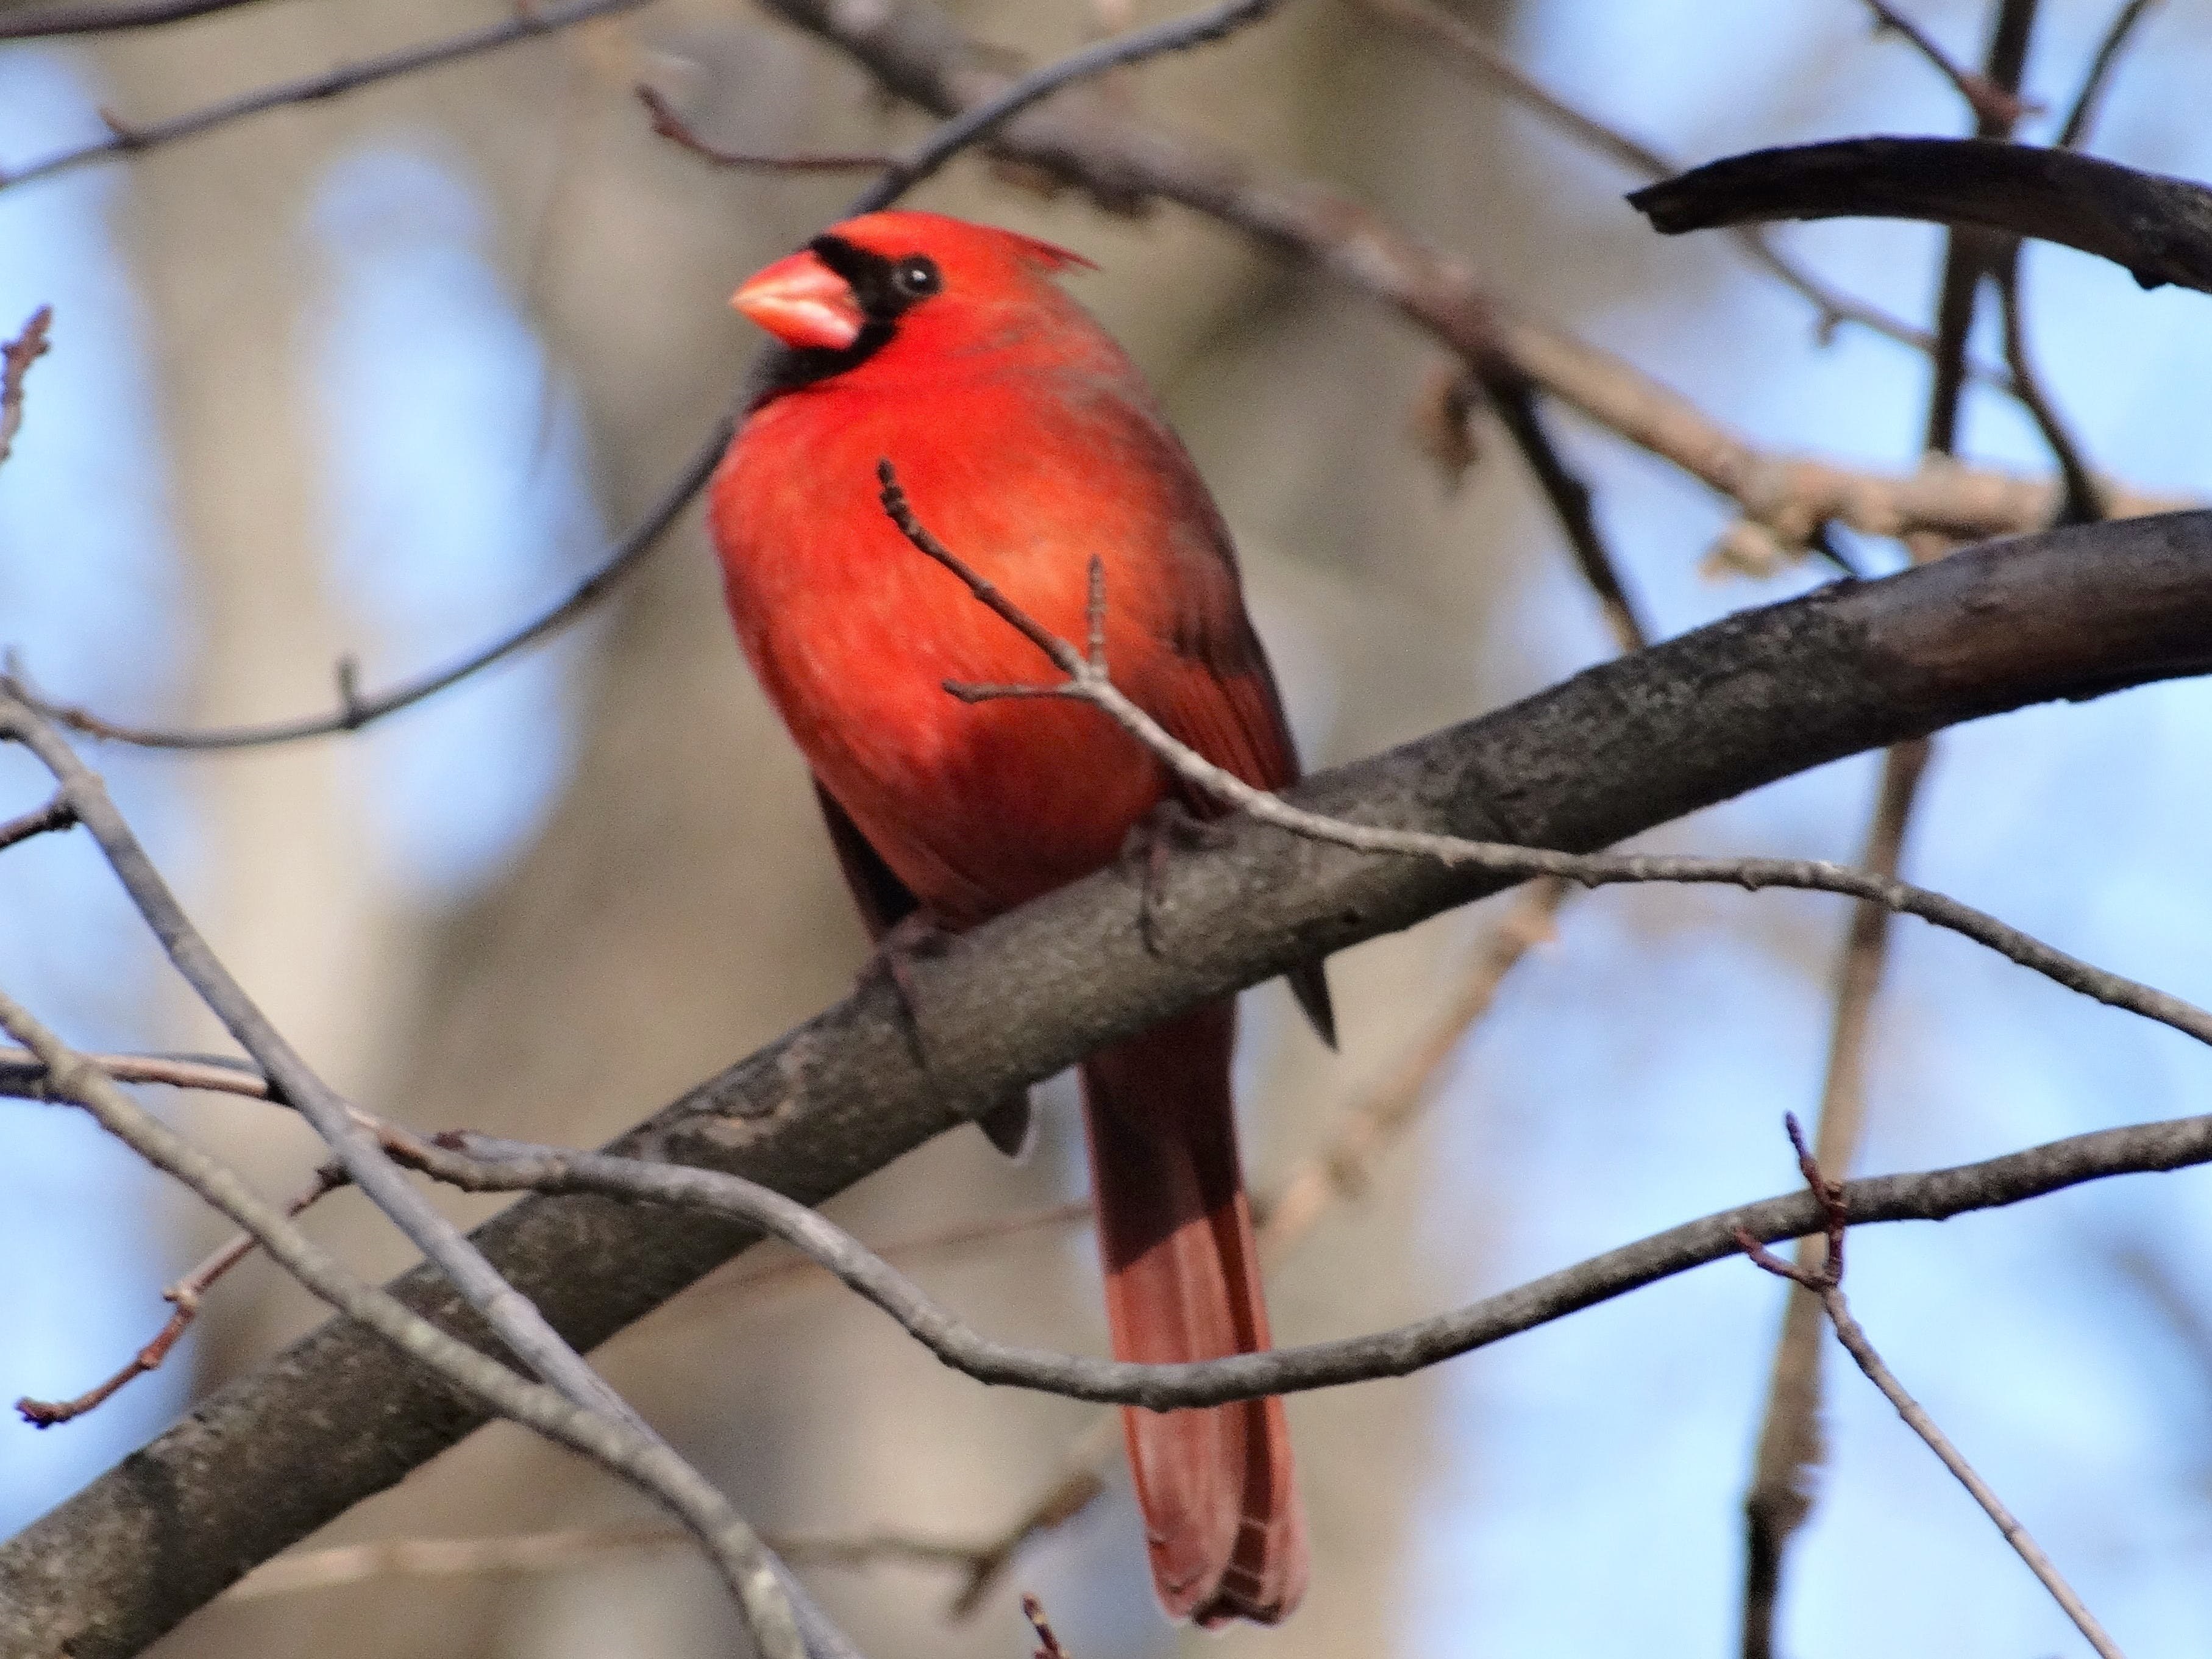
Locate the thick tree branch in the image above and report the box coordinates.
[3,511,2210,1655]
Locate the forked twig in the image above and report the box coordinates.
[16,1162,347,1426]
[1737,1115,2128,1659]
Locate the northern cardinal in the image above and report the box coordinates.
[709,211,1329,1625]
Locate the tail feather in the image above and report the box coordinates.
[1081,1001,1306,1627]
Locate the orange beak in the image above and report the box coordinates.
[731,249,864,351]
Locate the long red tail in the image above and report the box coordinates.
[1080,1000,1306,1626]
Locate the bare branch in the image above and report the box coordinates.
[15,1162,347,1427]
[0,991,805,1659]
[221,1523,994,1602]
[1477,371,1649,651]
[1855,1,2032,129]
[0,305,52,469]
[385,1117,2212,1415]
[1631,138,2212,297]
[2058,0,2162,151]
[0,684,661,1425]
[635,84,893,173]
[0,791,71,852]
[1740,1119,2130,1659]
[0,1044,263,1100]
[13,399,734,750]
[839,0,1287,217]
[0,0,657,194]
[1741,736,1930,1658]
[1994,246,2105,524]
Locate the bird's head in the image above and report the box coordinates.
[732,211,1097,387]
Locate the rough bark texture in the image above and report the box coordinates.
[5,509,2210,1658]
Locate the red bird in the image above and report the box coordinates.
[709,211,1329,1626]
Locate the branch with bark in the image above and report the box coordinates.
[5,507,2209,1654]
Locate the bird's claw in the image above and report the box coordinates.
[1121,798,1231,955]
[860,910,956,1058]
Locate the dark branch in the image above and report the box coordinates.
[1631,138,2212,296]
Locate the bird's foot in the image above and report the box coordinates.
[1120,798,1232,955]
[859,909,957,1059]
[860,912,1033,1157]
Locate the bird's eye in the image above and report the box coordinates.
[892,255,941,298]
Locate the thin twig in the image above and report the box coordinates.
[0,992,805,1659]
[1819,1292,2128,1659]
[15,406,733,749]
[1738,1116,2130,1659]
[0,792,71,852]
[0,305,52,469]
[1740,737,1930,1657]
[1479,369,1651,649]
[220,1522,995,1601]
[377,1115,2212,1414]
[1023,1594,1072,1659]
[838,0,1288,218]
[873,462,2212,1053]
[2057,0,2161,151]
[1995,247,2104,524]
[695,1199,1095,1310]
[1857,0,2032,129]
[635,85,894,172]
[16,1161,348,1427]
[0,1044,263,1100]
[0,0,658,193]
